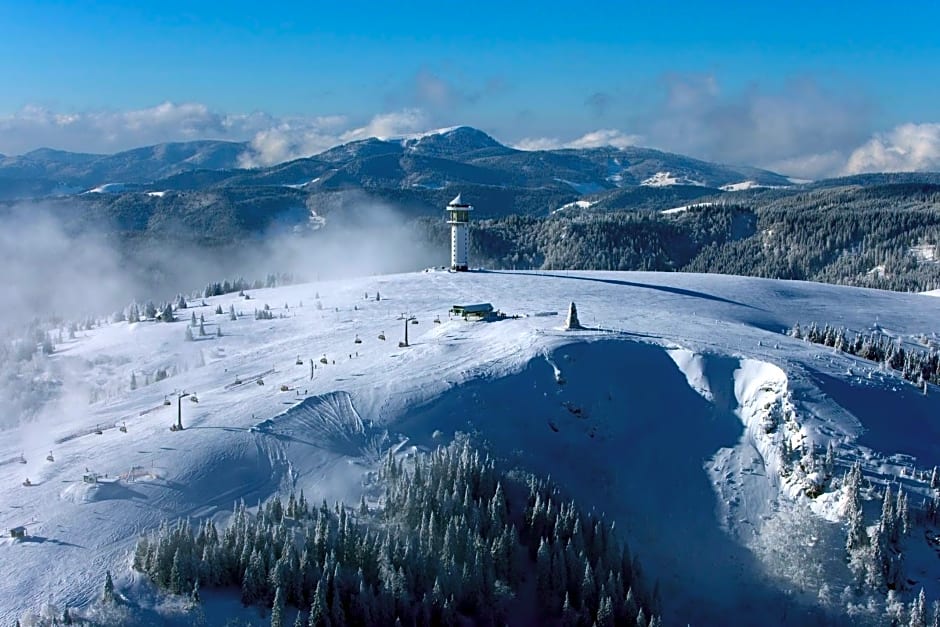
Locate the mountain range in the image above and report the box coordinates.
[0,126,791,205]
[3,127,939,298]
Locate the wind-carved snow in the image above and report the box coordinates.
[251,391,388,461]
[669,350,813,529]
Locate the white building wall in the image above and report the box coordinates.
[451,223,469,270]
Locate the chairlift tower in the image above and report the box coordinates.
[446,194,472,271]
[174,391,191,430]
[398,313,416,347]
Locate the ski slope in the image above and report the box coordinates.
[2,270,940,625]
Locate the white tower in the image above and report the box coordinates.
[446,194,472,271]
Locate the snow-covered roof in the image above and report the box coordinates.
[448,193,471,208]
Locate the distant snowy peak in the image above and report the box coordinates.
[641,171,706,187]
[400,126,507,157]
[398,126,463,144]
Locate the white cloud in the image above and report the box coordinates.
[414,70,456,109]
[340,109,429,142]
[0,102,274,155]
[513,136,563,151]
[844,123,940,174]
[5,96,940,180]
[637,74,871,178]
[567,129,641,149]
[237,109,433,167]
[0,103,439,168]
[514,128,640,151]
[237,116,348,168]
[764,151,849,181]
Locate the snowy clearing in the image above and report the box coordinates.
[661,201,716,215]
[640,172,706,187]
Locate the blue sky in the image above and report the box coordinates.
[1,1,939,177]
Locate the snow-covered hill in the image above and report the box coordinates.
[2,270,940,625]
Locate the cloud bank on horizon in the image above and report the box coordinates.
[2,74,940,180]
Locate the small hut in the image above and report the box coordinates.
[10,526,26,539]
[450,303,494,320]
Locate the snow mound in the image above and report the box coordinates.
[252,391,388,460]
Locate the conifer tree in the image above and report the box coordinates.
[170,548,183,594]
[911,588,928,627]
[308,578,329,627]
[271,585,286,627]
[102,570,115,604]
[189,578,201,606]
[844,463,868,563]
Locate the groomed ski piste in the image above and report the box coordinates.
[2,269,940,625]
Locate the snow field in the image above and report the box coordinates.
[2,270,940,624]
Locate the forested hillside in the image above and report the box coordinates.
[416,184,940,292]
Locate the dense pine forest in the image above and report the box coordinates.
[131,438,660,626]
[416,183,940,292]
